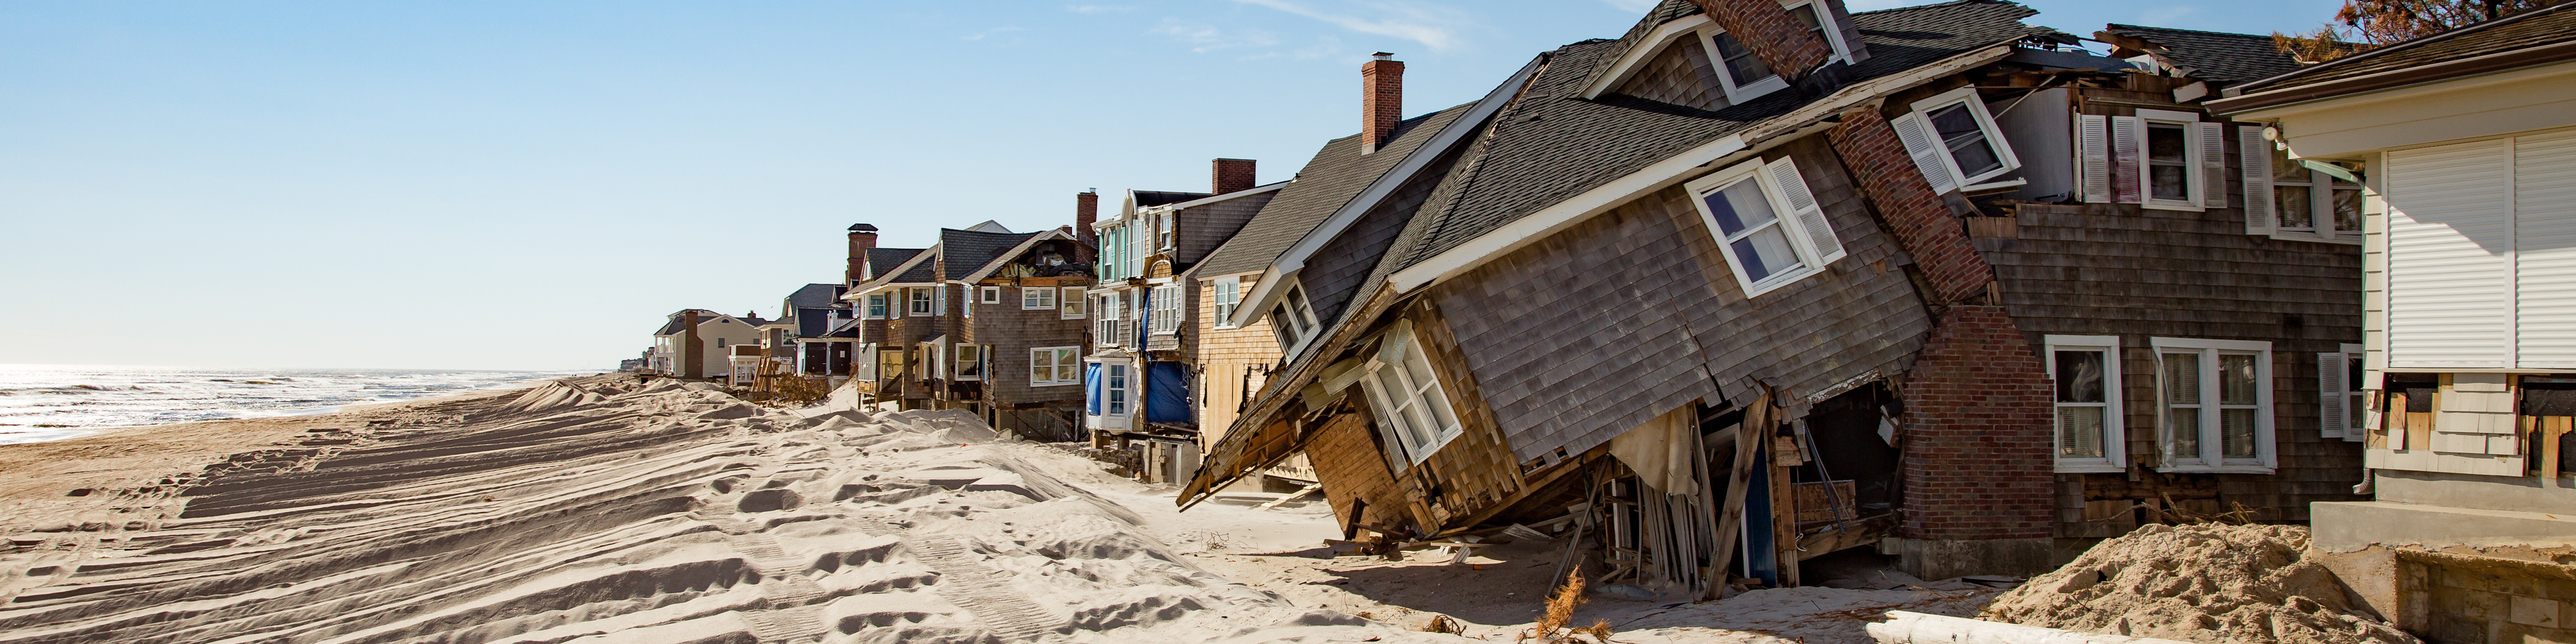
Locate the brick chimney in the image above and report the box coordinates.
[1690,0,1831,83]
[1075,191,1099,246]
[1361,53,1404,154]
[681,309,704,379]
[1212,158,1256,195]
[846,224,879,285]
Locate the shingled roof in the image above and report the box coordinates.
[1394,0,2053,271]
[1132,190,1211,209]
[937,228,1040,277]
[2103,23,2309,85]
[2224,1,2576,97]
[865,248,925,282]
[1193,103,1480,278]
[783,283,841,310]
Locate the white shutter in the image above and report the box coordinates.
[2516,129,2576,369]
[1766,156,1847,264]
[2385,139,2513,368]
[2198,122,2229,209]
[1890,112,1959,195]
[2241,126,2274,235]
[2080,115,2111,203]
[2112,116,2145,204]
[2317,353,2346,439]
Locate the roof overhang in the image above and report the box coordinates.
[2208,39,2576,116]
[1579,14,1713,100]
[1389,43,2020,294]
[843,246,940,302]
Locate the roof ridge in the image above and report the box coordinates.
[2105,23,2273,38]
[2235,1,2576,91]
[1851,0,2013,17]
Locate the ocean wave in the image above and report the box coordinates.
[0,367,593,443]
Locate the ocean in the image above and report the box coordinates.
[0,365,594,445]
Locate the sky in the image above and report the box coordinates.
[0,0,2352,371]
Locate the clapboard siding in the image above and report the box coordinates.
[1430,136,1930,465]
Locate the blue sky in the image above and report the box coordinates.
[0,0,2348,370]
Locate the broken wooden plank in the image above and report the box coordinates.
[1256,482,1324,511]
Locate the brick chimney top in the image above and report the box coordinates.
[846,224,879,286]
[1075,191,1099,247]
[1213,158,1256,195]
[848,223,878,232]
[1361,53,1404,154]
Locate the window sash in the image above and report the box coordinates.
[910,288,933,315]
[1150,284,1180,335]
[979,286,1000,304]
[2049,341,2121,470]
[1023,287,1056,310]
[955,345,982,380]
[1685,158,1839,297]
[2153,339,2275,472]
[867,294,889,319]
[1213,278,1240,327]
[1030,347,1079,386]
[1359,331,1464,464]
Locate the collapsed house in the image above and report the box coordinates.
[1181,0,2367,592]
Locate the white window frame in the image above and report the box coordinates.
[1697,28,1789,104]
[1158,211,1176,252]
[2046,335,2127,473]
[1030,346,1081,386]
[1093,291,1120,345]
[2246,129,2365,244]
[2132,108,2210,212]
[866,293,890,319]
[954,344,983,381]
[1212,276,1242,328]
[2151,337,2276,474]
[1356,326,1464,465]
[1105,362,1132,417]
[980,286,1001,305]
[1059,286,1087,319]
[1682,156,1847,297]
[909,287,933,317]
[1150,282,1181,335]
[1022,286,1057,310]
[1271,282,1323,358]
[1897,87,2023,193]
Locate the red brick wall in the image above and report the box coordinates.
[1690,0,1829,79]
[1212,158,1256,195]
[1827,106,1991,303]
[1898,305,2055,540]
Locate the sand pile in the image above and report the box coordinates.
[1979,523,2418,644]
[0,375,1470,643]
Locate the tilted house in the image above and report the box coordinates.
[1182,0,2365,593]
[2209,5,2576,641]
[1081,160,1284,483]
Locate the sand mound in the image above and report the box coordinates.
[0,378,1472,644]
[1979,524,2418,644]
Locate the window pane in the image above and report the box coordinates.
[2151,165,2190,201]
[2163,352,2201,405]
[2147,124,2187,162]
[1711,33,1773,85]
[1703,179,1777,237]
[2332,188,2363,233]
[1929,104,2004,178]
[2059,407,2105,459]
[2055,350,2106,403]
[2169,408,2200,457]
[2347,356,2365,392]
[2349,393,2368,431]
[2277,185,2314,229]
[2271,148,2310,184]
[1731,227,1801,283]
[1058,350,1079,374]
[2218,354,2258,405]
[2221,408,2258,458]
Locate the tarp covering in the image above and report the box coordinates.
[1607,405,1699,495]
[1085,362,1104,416]
[1147,362,1191,424]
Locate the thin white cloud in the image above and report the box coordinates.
[1228,0,1467,52]
[963,26,1028,41]
[1599,0,1659,11]
[1151,18,1281,52]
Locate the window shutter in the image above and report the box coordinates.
[2112,116,2145,204]
[1765,156,1847,264]
[2241,126,2274,235]
[1889,112,1959,195]
[2198,122,2229,209]
[2152,350,2176,465]
[2318,353,2346,439]
[2080,115,2111,203]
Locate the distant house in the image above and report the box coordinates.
[770,282,849,378]
[844,219,1096,437]
[649,309,766,382]
[1182,0,2367,593]
[2210,5,2576,640]
[1082,159,1284,484]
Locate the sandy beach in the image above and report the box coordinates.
[0,375,1997,643]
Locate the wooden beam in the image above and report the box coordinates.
[1707,395,1768,600]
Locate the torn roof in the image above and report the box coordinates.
[2227,1,2576,96]
[1131,190,1211,209]
[2102,23,2312,86]
[1393,0,2053,272]
[1191,104,1482,279]
[938,228,1041,278]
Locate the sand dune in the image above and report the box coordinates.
[0,375,1468,643]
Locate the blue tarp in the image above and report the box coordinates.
[1085,362,1104,415]
[1146,362,1190,423]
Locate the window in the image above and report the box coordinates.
[1893,87,2022,193]
[955,345,983,381]
[716,338,727,348]
[835,308,852,319]
[1150,283,1181,335]
[910,288,933,316]
[1031,346,1081,386]
[1094,292,1120,345]
[1059,286,1086,319]
[980,286,1001,305]
[2047,335,2126,472]
[1270,282,1322,356]
[867,293,890,319]
[1357,326,1463,464]
[1212,277,1242,328]
[1126,223,1147,278]
[2121,109,2224,211]
[2243,129,2364,244]
[2153,337,2275,472]
[1684,156,1847,297]
[2318,343,2365,441]
[1703,30,1787,103]
[1159,211,1176,252]
[1106,364,1131,416]
[1023,286,1057,310]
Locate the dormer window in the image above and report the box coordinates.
[1696,1,1848,105]
[1269,282,1322,356]
[1894,87,2022,193]
[1159,211,1176,252]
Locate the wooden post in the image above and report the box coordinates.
[2544,417,2568,479]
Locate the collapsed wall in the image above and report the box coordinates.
[1978,523,2420,644]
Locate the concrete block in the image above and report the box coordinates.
[2466,589,2506,621]
[2496,623,2576,644]
[2311,501,2576,553]
[2512,596,2563,627]
[1886,537,2056,581]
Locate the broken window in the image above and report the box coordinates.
[955,345,982,381]
[1684,156,1847,297]
[2047,335,2125,472]
[1031,346,1081,386]
[1893,87,2022,193]
[1358,327,1463,464]
[2153,337,2276,473]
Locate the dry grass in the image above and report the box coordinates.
[1520,571,1614,643]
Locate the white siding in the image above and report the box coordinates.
[2384,139,2514,368]
[2516,129,2576,369]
